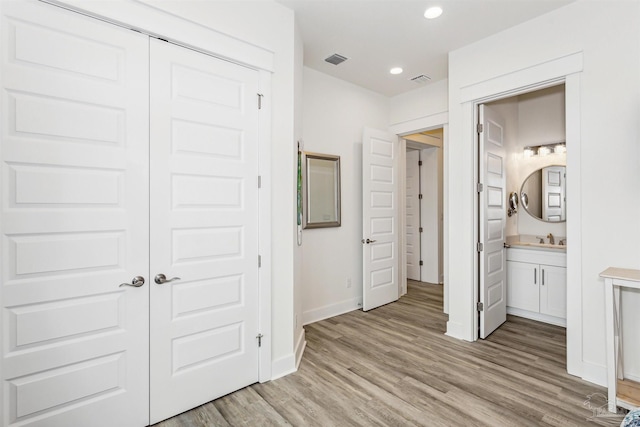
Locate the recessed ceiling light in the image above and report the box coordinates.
[424,6,443,19]
[390,67,403,75]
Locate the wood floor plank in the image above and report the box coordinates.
[154,281,625,427]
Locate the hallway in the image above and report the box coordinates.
[157,281,622,426]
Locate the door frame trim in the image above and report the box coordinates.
[458,52,583,380]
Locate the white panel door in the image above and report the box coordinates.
[542,166,565,222]
[362,128,399,311]
[478,105,507,339]
[149,39,260,423]
[405,149,421,281]
[0,2,149,426]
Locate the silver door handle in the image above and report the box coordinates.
[154,273,181,285]
[361,238,377,244]
[120,276,145,288]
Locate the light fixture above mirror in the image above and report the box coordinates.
[524,142,566,157]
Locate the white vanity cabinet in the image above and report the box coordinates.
[506,247,567,326]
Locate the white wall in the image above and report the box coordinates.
[447,0,640,385]
[55,0,301,379]
[390,79,448,128]
[301,67,389,324]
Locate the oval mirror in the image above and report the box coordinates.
[520,165,566,222]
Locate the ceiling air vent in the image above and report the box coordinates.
[324,53,348,65]
[410,74,431,84]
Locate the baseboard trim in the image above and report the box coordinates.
[302,297,361,325]
[295,328,306,369]
[582,360,607,388]
[271,353,296,381]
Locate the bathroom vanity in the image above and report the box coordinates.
[506,242,566,327]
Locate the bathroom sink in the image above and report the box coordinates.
[506,235,566,251]
[508,241,566,251]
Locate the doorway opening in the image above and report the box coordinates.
[404,131,444,286]
[477,84,567,341]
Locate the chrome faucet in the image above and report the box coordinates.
[547,233,555,245]
[535,236,545,244]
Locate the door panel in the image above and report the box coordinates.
[149,39,260,423]
[405,150,420,281]
[478,105,507,338]
[362,128,399,311]
[1,2,149,426]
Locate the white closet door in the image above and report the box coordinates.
[149,39,260,423]
[0,2,149,426]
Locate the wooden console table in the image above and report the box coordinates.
[600,267,640,412]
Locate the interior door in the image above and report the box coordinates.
[149,39,261,423]
[478,104,507,338]
[405,149,421,281]
[362,128,399,311]
[542,166,565,221]
[0,2,149,426]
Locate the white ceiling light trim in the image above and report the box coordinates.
[390,67,403,75]
[424,6,443,19]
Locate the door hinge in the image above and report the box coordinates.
[419,260,423,266]
[256,333,264,347]
[257,93,264,109]
[418,194,423,199]
[418,160,423,166]
[419,227,423,233]
[477,123,483,133]
[258,175,262,188]
[477,242,484,252]
[477,183,483,193]
[477,302,484,312]
[258,255,262,268]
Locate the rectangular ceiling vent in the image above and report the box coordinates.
[410,74,432,84]
[325,53,348,65]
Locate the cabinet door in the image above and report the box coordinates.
[540,265,567,318]
[507,261,539,312]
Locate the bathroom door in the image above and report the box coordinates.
[362,127,400,310]
[478,104,507,338]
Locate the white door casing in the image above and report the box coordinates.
[149,39,260,423]
[0,2,149,426]
[478,105,507,339]
[405,149,421,281]
[362,127,399,311]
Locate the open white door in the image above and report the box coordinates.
[478,105,507,338]
[149,39,260,423]
[362,128,400,311]
[405,149,421,281]
[0,2,149,425]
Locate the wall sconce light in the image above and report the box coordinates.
[523,142,565,157]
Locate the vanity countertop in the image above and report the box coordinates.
[506,235,566,252]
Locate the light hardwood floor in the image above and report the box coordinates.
[155,281,625,427]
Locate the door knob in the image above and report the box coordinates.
[154,273,181,285]
[119,276,145,288]
[361,238,377,244]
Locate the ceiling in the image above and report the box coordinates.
[276,0,575,97]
